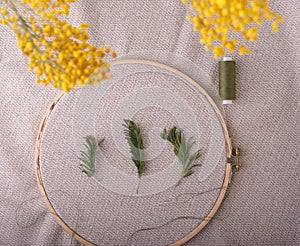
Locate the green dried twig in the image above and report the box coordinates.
[123,119,145,194]
[161,127,202,186]
[78,135,101,177]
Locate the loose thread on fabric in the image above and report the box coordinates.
[126,216,213,246]
[126,186,225,245]
[15,189,81,232]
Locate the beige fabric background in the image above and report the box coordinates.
[38,63,228,245]
[0,0,299,245]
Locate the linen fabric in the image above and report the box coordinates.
[0,0,299,245]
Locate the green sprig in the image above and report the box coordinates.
[123,119,145,194]
[161,127,202,186]
[78,135,100,177]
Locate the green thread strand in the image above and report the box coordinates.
[219,60,236,100]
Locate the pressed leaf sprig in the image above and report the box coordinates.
[123,119,145,194]
[79,135,102,177]
[161,127,201,186]
[0,0,116,92]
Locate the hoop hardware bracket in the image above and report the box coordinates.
[228,147,240,184]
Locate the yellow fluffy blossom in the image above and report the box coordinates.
[0,0,116,92]
[182,0,284,59]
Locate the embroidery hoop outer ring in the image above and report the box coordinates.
[35,59,232,246]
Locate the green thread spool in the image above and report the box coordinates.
[219,57,236,105]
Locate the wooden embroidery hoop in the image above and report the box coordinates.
[35,59,232,245]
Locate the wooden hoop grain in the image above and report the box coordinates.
[35,59,232,246]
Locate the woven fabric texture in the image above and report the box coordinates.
[0,0,299,245]
[38,65,227,245]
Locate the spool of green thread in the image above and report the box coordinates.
[219,57,236,105]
